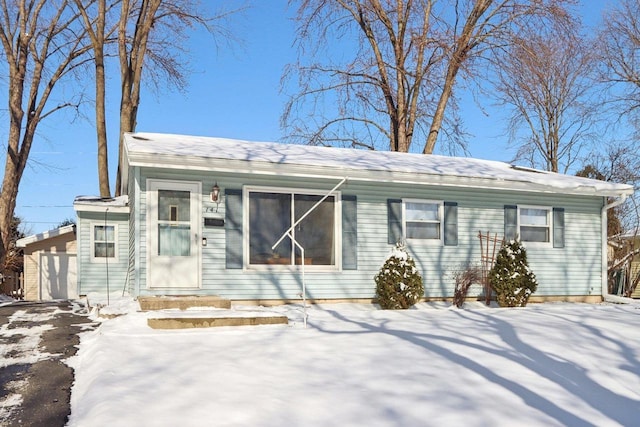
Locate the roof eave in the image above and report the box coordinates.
[16,224,76,248]
[125,151,633,198]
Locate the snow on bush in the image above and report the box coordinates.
[374,241,424,309]
[488,239,538,307]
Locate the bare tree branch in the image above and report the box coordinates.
[285,0,573,155]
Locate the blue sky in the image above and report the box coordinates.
[12,0,614,234]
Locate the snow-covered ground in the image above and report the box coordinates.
[67,300,640,427]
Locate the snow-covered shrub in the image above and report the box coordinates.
[374,242,424,309]
[488,240,538,307]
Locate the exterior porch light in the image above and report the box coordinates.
[211,182,221,212]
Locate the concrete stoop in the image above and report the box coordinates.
[138,295,231,311]
[147,315,289,329]
[138,295,289,329]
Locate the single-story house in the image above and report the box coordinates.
[17,224,77,300]
[73,132,634,304]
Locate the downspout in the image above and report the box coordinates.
[601,194,633,303]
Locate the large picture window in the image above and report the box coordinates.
[247,189,338,267]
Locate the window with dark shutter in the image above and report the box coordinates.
[225,189,243,269]
[443,202,458,246]
[504,205,518,241]
[387,199,403,244]
[553,207,565,248]
[342,195,357,270]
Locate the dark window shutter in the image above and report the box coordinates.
[342,195,357,270]
[225,189,243,269]
[553,207,565,248]
[388,199,403,244]
[443,202,458,246]
[504,205,518,241]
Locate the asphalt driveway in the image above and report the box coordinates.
[0,300,96,427]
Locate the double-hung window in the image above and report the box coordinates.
[403,200,442,240]
[246,188,339,268]
[92,223,117,261]
[519,207,551,243]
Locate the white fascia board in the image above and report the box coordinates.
[74,204,130,214]
[73,195,130,214]
[126,152,633,199]
[17,224,76,248]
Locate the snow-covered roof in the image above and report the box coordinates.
[123,132,633,197]
[73,195,129,213]
[16,224,76,248]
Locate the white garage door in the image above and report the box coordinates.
[39,253,78,300]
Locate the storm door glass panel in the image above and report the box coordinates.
[157,190,191,256]
[294,195,335,265]
[249,192,292,264]
[520,208,549,242]
[94,225,115,258]
[405,202,440,240]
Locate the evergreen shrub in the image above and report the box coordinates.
[488,239,538,307]
[374,242,424,309]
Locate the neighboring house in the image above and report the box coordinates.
[17,225,77,300]
[610,229,640,299]
[74,132,633,303]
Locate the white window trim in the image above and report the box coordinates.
[89,222,118,263]
[243,185,342,271]
[518,205,553,247]
[402,199,444,245]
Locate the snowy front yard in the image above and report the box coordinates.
[67,302,640,427]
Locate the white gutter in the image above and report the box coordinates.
[601,194,635,303]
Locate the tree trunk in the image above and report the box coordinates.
[424,0,493,154]
[75,0,111,198]
[114,0,162,196]
[96,52,110,198]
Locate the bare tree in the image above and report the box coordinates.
[494,17,596,173]
[599,0,640,118]
[114,0,239,196]
[72,0,240,197]
[284,0,572,154]
[73,0,120,198]
[0,0,91,269]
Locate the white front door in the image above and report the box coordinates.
[148,180,201,289]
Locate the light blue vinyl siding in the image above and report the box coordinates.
[76,211,130,295]
[129,167,605,300]
[127,166,138,295]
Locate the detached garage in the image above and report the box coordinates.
[17,225,77,301]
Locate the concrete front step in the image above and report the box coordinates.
[147,315,289,329]
[138,295,231,311]
[139,296,289,329]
